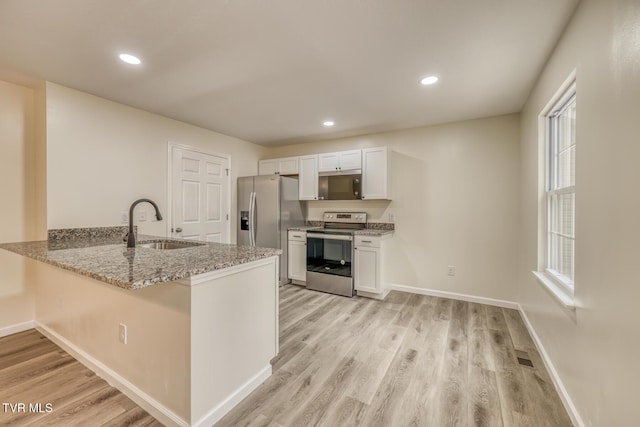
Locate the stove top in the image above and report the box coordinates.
[321,212,367,231]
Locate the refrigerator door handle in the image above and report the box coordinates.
[248,191,254,246]
[248,191,253,246]
[251,191,257,246]
[247,191,253,246]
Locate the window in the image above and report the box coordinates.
[545,81,576,293]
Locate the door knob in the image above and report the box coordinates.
[175,227,183,233]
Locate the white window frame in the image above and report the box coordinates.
[533,74,577,310]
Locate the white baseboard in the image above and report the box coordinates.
[35,322,189,427]
[193,364,272,427]
[391,283,518,309]
[517,306,585,427]
[0,320,35,338]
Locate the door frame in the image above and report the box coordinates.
[166,142,232,243]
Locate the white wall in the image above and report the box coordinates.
[518,0,640,425]
[0,80,44,331]
[46,83,265,241]
[267,114,520,302]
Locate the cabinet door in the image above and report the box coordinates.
[258,159,278,175]
[288,240,307,281]
[339,150,362,170]
[278,157,299,175]
[354,246,380,294]
[362,147,388,199]
[299,155,318,200]
[318,152,341,172]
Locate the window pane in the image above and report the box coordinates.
[549,195,557,233]
[558,100,576,151]
[557,146,575,188]
[558,235,574,280]
[559,193,574,237]
[548,232,558,272]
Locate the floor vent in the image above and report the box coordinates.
[515,350,534,368]
[517,357,534,368]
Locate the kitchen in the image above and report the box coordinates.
[1,1,639,426]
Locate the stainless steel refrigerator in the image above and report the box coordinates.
[237,175,305,284]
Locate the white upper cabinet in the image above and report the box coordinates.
[258,157,299,175]
[318,149,362,172]
[298,154,318,200]
[339,150,362,170]
[258,159,278,175]
[318,152,340,172]
[362,147,390,200]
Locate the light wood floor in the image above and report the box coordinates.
[0,329,162,426]
[217,285,573,427]
[0,287,573,427]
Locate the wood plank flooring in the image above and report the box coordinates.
[217,285,573,427]
[0,287,572,427]
[0,329,162,426]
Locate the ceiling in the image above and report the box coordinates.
[0,0,579,146]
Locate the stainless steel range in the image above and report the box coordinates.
[306,212,367,297]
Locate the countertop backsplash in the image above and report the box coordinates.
[48,226,136,241]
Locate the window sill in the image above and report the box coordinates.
[532,271,576,310]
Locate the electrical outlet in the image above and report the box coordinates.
[447,265,456,276]
[121,212,128,223]
[119,323,127,344]
[388,212,395,222]
[138,210,147,222]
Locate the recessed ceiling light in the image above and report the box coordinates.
[119,53,141,65]
[420,75,439,85]
[323,121,335,127]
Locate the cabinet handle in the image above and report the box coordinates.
[361,240,372,243]
[293,235,302,238]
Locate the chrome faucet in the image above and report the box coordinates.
[127,199,163,248]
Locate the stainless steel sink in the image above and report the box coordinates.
[137,240,205,250]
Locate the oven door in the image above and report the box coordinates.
[306,233,354,297]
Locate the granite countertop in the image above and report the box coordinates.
[0,231,281,290]
[288,226,322,232]
[353,229,394,237]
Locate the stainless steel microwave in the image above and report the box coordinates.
[318,172,362,200]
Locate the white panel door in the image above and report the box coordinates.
[172,146,230,242]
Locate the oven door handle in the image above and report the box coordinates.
[306,233,353,241]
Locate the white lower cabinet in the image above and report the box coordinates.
[354,234,391,298]
[288,231,307,283]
